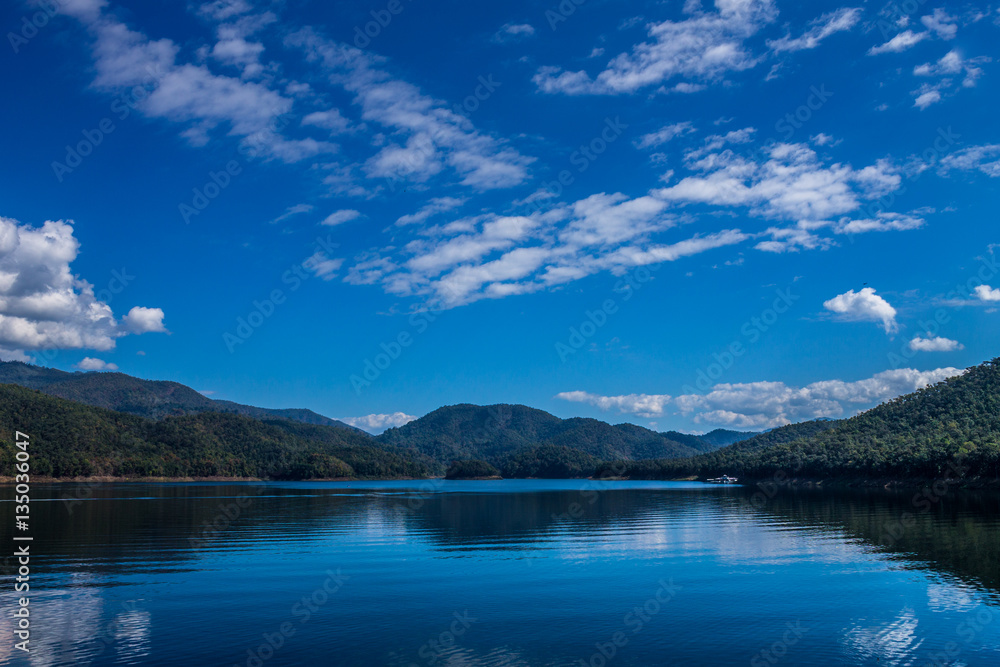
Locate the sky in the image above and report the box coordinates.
[0,0,998,434]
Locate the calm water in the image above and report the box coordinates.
[2,480,1000,666]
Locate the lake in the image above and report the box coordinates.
[2,480,1000,666]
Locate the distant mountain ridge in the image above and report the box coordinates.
[0,361,363,432]
[375,403,726,469]
[599,359,1000,484]
[0,362,750,478]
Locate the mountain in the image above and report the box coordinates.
[600,360,1000,483]
[0,361,362,432]
[376,403,716,472]
[698,428,761,447]
[0,384,428,479]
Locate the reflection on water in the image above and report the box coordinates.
[1,480,999,666]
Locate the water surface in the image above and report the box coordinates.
[2,480,999,666]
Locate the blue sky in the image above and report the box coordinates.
[1,0,998,434]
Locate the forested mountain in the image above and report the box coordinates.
[600,360,1000,483]
[0,361,361,431]
[375,404,718,471]
[698,428,761,447]
[0,384,428,479]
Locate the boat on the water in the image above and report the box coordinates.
[706,475,739,484]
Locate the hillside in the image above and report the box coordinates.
[0,384,429,479]
[698,428,761,447]
[0,361,362,431]
[376,403,716,472]
[600,360,1000,483]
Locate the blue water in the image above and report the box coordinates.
[2,480,1000,666]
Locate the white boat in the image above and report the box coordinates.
[706,475,739,484]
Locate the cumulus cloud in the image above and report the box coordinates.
[557,368,964,428]
[674,368,962,428]
[0,216,167,356]
[767,7,861,54]
[909,335,964,352]
[555,391,672,419]
[76,357,119,371]
[342,412,417,434]
[823,287,898,333]
[534,0,778,95]
[122,307,167,334]
[974,284,1000,302]
[0,347,32,362]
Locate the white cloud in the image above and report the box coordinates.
[493,23,535,43]
[342,412,417,434]
[634,122,696,149]
[396,197,467,226]
[556,368,964,428]
[868,30,927,55]
[534,0,778,95]
[910,50,990,108]
[974,284,1000,302]
[834,211,924,234]
[920,9,958,40]
[909,335,964,352]
[270,203,314,224]
[675,368,962,428]
[303,253,343,281]
[823,287,898,333]
[767,7,861,54]
[321,209,362,226]
[0,216,165,355]
[302,109,353,134]
[656,142,901,224]
[0,347,32,362]
[939,145,1000,178]
[289,29,534,191]
[76,357,119,371]
[122,307,168,334]
[555,391,672,419]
